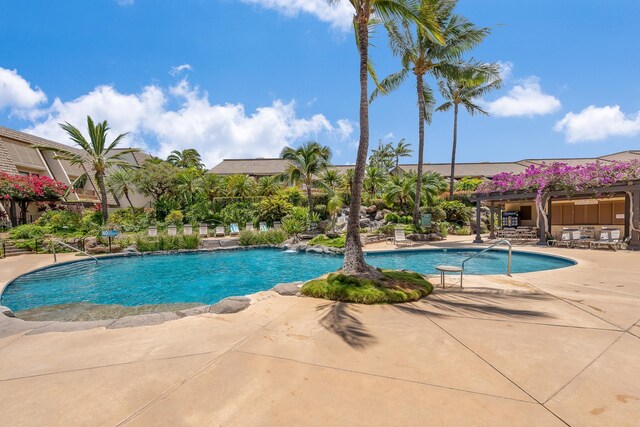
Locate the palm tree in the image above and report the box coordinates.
[225,174,256,199]
[372,0,490,226]
[437,65,501,199]
[167,149,205,170]
[318,169,341,192]
[281,141,331,213]
[383,174,416,213]
[392,139,413,170]
[173,168,205,207]
[39,116,138,223]
[369,140,395,171]
[107,169,136,208]
[420,171,447,205]
[327,0,442,275]
[202,173,226,201]
[257,175,283,197]
[364,165,387,198]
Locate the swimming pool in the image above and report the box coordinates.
[1,248,574,312]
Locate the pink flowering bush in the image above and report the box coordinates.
[476,160,640,199]
[0,172,67,201]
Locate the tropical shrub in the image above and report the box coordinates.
[308,234,346,248]
[219,202,257,226]
[454,177,483,192]
[279,187,305,206]
[165,210,184,225]
[257,195,293,223]
[134,235,200,252]
[238,230,287,246]
[9,224,47,239]
[440,200,472,225]
[107,207,150,232]
[36,210,83,233]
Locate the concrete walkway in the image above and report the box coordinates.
[0,241,638,425]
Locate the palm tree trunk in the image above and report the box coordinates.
[413,73,425,227]
[343,10,372,275]
[124,189,134,208]
[449,103,459,200]
[97,173,109,224]
[306,181,313,215]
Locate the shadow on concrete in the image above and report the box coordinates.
[317,302,377,350]
[395,287,554,320]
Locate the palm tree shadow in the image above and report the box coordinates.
[317,302,377,350]
[395,288,554,320]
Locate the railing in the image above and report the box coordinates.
[460,239,512,286]
[50,238,98,264]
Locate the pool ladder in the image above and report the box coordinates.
[460,239,512,286]
[51,239,98,264]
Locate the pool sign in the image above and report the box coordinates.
[421,214,432,227]
[101,230,118,237]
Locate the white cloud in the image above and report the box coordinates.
[0,68,47,111]
[483,77,561,117]
[21,79,352,167]
[496,61,513,81]
[554,105,640,143]
[240,0,354,31]
[169,64,192,76]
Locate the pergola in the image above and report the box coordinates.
[470,179,640,249]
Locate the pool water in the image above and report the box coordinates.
[1,248,574,311]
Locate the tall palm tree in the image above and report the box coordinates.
[39,116,138,223]
[437,64,501,199]
[327,0,442,275]
[167,149,205,170]
[107,169,136,208]
[372,0,490,226]
[392,139,412,170]
[281,141,331,213]
[369,140,395,171]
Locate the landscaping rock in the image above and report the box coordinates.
[271,281,303,296]
[305,246,324,253]
[209,296,251,314]
[365,205,377,214]
[375,211,384,221]
[407,233,443,242]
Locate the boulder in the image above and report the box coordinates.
[209,296,251,314]
[359,219,374,228]
[365,205,377,214]
[271,281,303,296]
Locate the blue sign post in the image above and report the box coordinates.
[101,230,118,253]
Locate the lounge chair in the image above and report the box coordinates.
[394,228,411,246]
[259,222,269,232]
[590,228,622,251]
[229,223,240,235]
[198,224,208,237]
[273,221,282,230]
[215,226,225,237]
[246,223,255,232]
[549,229,576,247]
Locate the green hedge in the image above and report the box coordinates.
[134,235,200,252]
[238,230,287,246]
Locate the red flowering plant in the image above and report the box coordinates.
[476,160,640,233]
[0,172,68,224]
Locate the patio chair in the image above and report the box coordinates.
[549,229,573,247]
[393,228,412,246]
[259,221,269,232]
[215,226,225,237]
[273,221,282,230]
[246,223,255,232]
[229,223,240,236]
[590,228,622,251]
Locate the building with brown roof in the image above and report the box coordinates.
[0,125,152,225]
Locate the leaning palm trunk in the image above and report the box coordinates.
[342,15,371,275]
[306,181,314,214]
[124,190,134,208]
[448,103,459,200]
[96,172,109,223]
[413,73,426,227]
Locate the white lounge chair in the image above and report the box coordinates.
[590,228,622,251]
[246,223,255,232]
[215,226,225,237]
[549,229,572,247]
[394,228,411,246]
[273,221,282,230]
[259,222,269,232]
[229,223,240,235]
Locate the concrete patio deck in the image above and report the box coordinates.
[0,238,638,426]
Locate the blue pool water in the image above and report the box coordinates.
[1,248,574,311]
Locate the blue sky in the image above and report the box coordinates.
[1,0,639,167]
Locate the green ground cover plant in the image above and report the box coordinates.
[301,269,433,304]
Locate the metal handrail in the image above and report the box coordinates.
[51,238,98,264]
[461,239,512,283]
